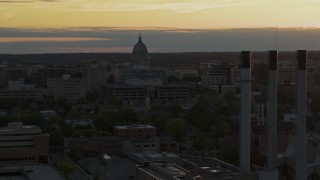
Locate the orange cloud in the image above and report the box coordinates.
[0,36,111,42]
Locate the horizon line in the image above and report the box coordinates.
[2,50,320,55]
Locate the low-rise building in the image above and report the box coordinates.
[103,85,190,105]
[136,161,200,180]
[0,122,49,164]
[40,110,57,120]
[160,138,178,153]
[122,137,160,154]
[65,118,94,128]
[113,124,157,140]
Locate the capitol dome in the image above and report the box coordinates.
[132,34,149,57]
[131,34,150,68]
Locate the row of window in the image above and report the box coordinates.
[135,144,155,148]
[0,157,35,161]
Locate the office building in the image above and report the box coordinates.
[0,122,49,164]
[47,74,86,103]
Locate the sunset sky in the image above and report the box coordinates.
[1,0,320,53]
[1,0,320,28]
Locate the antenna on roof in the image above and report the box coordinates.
[276,25,278,51]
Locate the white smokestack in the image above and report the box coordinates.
[267,51,278,170]
[240,51,251,173]
[295,50,307,180]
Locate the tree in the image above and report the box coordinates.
[107,97,123,108]
[86,90,98,102]
[171,103,182,118]
[192,132,207,151]
[18,110,43,126]
[168,75,179,83]
[56,97,69,109]
[211,121,231,138]
[49,131,64,146]
[48,115,64,126]
[166,120,186,141]
[148,112,169,134]
[57,161,75,179]
[94,168,101,180]
[94,108,139,131]
[220,149,239,165]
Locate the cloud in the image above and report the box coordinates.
[0,0,31,3]
[0,0,264,13]
[0,0,59,2]
[0,37,111,43]
[1,27,320,54]
[67,0,265,13]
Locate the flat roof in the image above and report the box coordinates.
[138,162,188,179]
[0,165,64,180]
[114,124,155,129]
[0,125,41,135]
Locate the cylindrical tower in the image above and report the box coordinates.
[240,51,251,173]
[267,50,278,170]
[295,50,307,180]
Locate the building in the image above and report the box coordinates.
[47,74,86,103]
[136,161,200,180]
[65,118,94,128]
[129,152,182,165]
[182,158,257,180]
[103,85,190,105]
[0,80,44,101]
[113,124,157,140]
[39,110,57,120]
[0,122,49,164]
[283,113,297,122]
[122,137,160,154]
[131,34,150,69]
[82,62,113,91]
[27,67,66,88]
[0,88,44,101]
[0,67,25,88]
[200,63,240,95]
[114,68,167,86]
[160,138,178,153]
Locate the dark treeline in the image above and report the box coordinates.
[1,51,320,67]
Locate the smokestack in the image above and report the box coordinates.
[267,51,278,170]
[295,50,307,180]
[240,51,251,173]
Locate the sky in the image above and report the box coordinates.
[1,0,320,53]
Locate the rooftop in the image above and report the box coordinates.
[114,124,155,129]
[0,122,41,135]
[137,162,191,180]
[0,165,64,180]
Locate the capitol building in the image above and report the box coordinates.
[131,34,151,69]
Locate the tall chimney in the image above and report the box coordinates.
[240,51,251,173]
[295,50,307,180]
[267,51,278,170]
